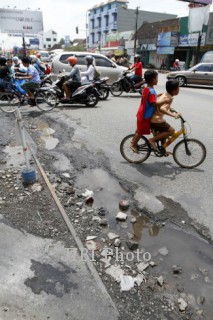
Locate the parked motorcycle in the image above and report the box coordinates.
[93,76,111,100]
[110,70,145,96]
[39,73,99,109]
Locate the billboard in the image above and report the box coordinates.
[178,0,212,4]
[0,8,43,34]
[157,32,179,47]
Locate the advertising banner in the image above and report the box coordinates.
[157,32,179,47]
[178,0,212,4]
[157,47,175,55]
[0,8,43,34]
[179,33,206,46]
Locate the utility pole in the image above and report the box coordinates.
[134,7,139,55]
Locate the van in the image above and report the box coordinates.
[200,51,213,63]
[39,51,50,62]
[51,51,127,83]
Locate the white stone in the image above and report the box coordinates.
[116,212,127,221]
[157,275,164,286]
[158,247,169,256]
[137,262,149,272]
[178,298,188,312]
[108,232,119,240]
[86,235,97,241]
[120,275,135,291]
[134,274,145,286]
[62,173,70,178]
[105,265,124,282]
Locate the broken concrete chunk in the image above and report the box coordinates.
[158,247,169,256]
[134,274,145,286]
[178,298,188,312]
[99,218,108,226]
[126,240,139,251]
[172,265,182,274]
[114,238,121,247]
[157,275,164,287]
[137,262,149,272]
[120,275,135,291]
[108,232,119,240]
[116,212,127,221]
[86,235,97,241]
[105,265,124,282]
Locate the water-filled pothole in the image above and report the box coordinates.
[76,167,213,317]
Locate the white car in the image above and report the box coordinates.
[51,51,127,84]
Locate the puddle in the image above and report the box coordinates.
[39,126,59,150]
[76,167,213,318]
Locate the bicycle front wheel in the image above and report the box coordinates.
[173,139,206,169]
[35,91,58,112]
[0,92,20,113]
[120,134,151,164]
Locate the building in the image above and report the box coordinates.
[87,0,176,51]
[38,29,58,50]
[136,11,213,69]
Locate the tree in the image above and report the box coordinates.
[58,38,65,46]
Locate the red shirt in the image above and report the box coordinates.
[136,87,157,135]
[132,61,142,77]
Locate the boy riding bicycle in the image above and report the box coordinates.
[149,79,181,150]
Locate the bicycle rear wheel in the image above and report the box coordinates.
[173,138,206,168]
[120,134,151,164]
[35,90,58,112]
[0,92,20,113]
[110,82,123,96]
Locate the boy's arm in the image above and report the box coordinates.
[159,104,181,118]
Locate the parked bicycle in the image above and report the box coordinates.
[120,116,206,169]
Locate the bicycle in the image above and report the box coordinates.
[120,116,206,169]
[0,78,57,113]
[0,80,21,113]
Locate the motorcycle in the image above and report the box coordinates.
[39,72,99,108]
[110,70,145,96]
[93,76,111,100]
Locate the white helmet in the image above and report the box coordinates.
[175,59,179,62]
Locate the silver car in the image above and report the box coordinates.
[51,51,127,84]
[167,63,213,87]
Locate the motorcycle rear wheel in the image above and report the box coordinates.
[110,83,123,96]
[85,91,99,107]
[36,91,58,111]
[99,88,109,100]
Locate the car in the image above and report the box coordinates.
[39,51,50,62]
[201,51,213,63]
[51,51,127,83]
[167,62,213,87]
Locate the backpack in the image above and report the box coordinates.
[94,67,101,80]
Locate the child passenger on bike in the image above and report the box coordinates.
[149,79,181,151]
[131,70,171,153]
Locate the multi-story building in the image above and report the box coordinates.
[38,29,58,50]
[87,0,176,50]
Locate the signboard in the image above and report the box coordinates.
[0,8,43,34]
[29,38,39,45]
[157,47,175,55]
[179,33,206,46]
[178,0,212,4]
[157,32,179,47]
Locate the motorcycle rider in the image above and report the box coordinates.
[63,56,81,100]
[128,54,143,92]
[172,59,180,70]
[81,55,95,84]
[30,56,44,79]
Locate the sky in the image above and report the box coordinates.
[0,0,212,49]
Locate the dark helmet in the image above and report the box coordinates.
[85,55,94,64]
[0,56,7,66]
[134,54,141,61]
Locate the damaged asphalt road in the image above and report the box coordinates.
[0,95,212,320]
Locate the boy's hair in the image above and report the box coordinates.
[166,79,179,93]
[22,57,30,64]
[144,69,158,84]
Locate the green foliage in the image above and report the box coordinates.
[64,45,85,52]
